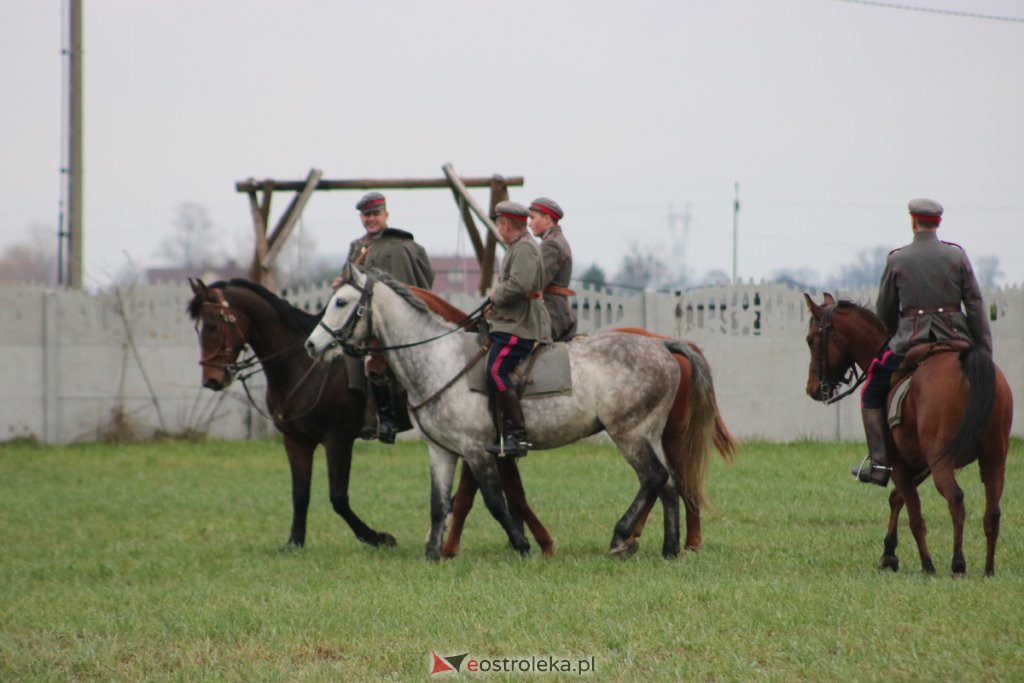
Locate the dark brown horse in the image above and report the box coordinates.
[187,278,395,549]
[803,293,1012,576]
[408,287,738,559]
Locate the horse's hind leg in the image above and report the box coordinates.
[658,481,681,559]
[879,486,904,572]
[609,439,669,556]
[441,462,478,559]
[933,468,967,576]
[324,433,395,547]
[901,481,936,574]
[978,452,1006,577]
[683,497,701,551]
[498,458,555,558]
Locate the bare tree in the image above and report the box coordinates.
[156,202,220,268]
[974,255,1003,289]
[828,245,889,289]
[0,224,59,285]
[613,245,669,290]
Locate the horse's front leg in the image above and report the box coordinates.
[464,452,531,557]
[282,435,314,548]
[498,458,554,557]
[323,431,395,547]
[425,443,459,561]
[879,480,905,572]
[441,461,478,559]
[900,477,935,574]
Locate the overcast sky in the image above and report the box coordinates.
[2,0,1022,289]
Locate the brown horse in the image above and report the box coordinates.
[803,293,1012,576]
[407,288,738,559]
[187,278,395,549]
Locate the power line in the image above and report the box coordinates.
[831,0,1024,23]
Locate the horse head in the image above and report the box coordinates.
[188,278,251,391]
[802,292,860,403]
[305,265,373,362]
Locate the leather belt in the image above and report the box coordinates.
[526,290,543,300]
[901,303,962,318]
[543,285,576,297]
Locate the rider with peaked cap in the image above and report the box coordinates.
[333,191,435,444]
[855,198,993,486]
[529,197,577,341]
[485,200,553,458]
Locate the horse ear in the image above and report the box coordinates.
[190,278,208,298]
[803,292,822,318]
[823,292,836,306]
[339,261,352,284]
[349,263,367,287]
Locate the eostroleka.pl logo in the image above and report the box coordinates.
[430,651,596,676]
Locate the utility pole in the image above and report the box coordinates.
[667,202,692,284]
[67,0,84,288]
[731,181,740,284]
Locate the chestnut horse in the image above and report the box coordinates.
[803,293,1012,576]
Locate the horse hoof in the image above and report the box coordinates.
[684,544,701,553]
[424,549,442,562]
[879,556,899,572]
[609,539,639,558]
[279,540,304,552]
[662,550,679,560]
[440,545,459,560]
[540,544,555,558]
[375,533,397,547]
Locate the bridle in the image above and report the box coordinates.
[197,288,248,380]
[811,305,866,405]
[316,271,490,358]
[196,286,329,422]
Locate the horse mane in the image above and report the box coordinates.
[187,279,322,333]
[834,299,888,335]
[368,269,431,315]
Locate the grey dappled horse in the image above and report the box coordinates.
[306,267,707,561]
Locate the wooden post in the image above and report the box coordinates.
[247,168,322,291]
[481,176,509,295]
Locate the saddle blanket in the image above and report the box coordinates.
[464,333,573,398]
[887,375,912,429]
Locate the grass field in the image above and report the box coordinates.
[1,436,1022,681]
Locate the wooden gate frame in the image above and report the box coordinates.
[235,164,523,294]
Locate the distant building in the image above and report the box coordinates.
[145,259,248,285]
[430,255,484,294]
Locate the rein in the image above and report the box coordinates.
[198,287,332,424]
[813,305,868,405]
[318,272,491,357]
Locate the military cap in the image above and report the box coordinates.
[908,198,943,222]
[529,197,564,221]
[356,191,387,214]
[495,200,529,222]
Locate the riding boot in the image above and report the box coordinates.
[485,390,530,458]
[852,407,891,487]
[363,382,398,445]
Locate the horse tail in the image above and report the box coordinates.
[941,345,996,467]
[662,340,738,513]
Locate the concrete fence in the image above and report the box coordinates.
[1,280,1020,444]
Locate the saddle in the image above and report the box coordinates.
[887,340,971,429]
[464,333,573,398]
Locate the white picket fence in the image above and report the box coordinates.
[1,280,1020,444]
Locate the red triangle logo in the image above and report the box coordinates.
[431,651,455,675]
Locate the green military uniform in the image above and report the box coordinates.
[876,232,992,355]
[537,225,576,340]
[347,228,434,289]
[491,232,553,343]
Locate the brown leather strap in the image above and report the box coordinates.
[526,290,543,300]
[901,303,962,318]
[543,284,576,297]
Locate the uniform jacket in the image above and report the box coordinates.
[491,232,552,342]
[876,231,992,355]
[538,225,576,340]
[347,228,434,289]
